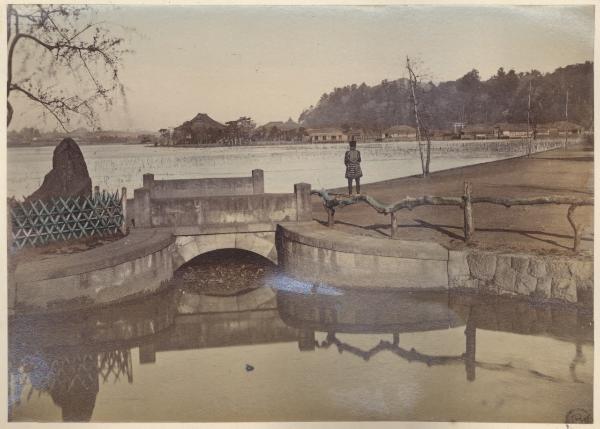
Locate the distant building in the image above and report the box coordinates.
[452,122,466,135]
[460,124,498,140]
[494,123,534,139]
[172,113,226,145]
[306,128,349,143]
[538,121,584,136]
[382,125,417,140]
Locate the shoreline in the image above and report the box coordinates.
[145,136,567,150]
[8,136,576,150]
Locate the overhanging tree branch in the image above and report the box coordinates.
[6,5,129,129]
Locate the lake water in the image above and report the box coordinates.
[8,139,588,423]
[8,269,593,423]
[7,141,528,198]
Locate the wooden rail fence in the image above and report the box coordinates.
[312,182,593,252]
[10,186,127,249]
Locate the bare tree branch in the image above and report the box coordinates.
[9,84,69,131]
[6,5,129,129]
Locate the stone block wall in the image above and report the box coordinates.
[277,225,449,290]
[13,242,176,313]
[449,249,593,303]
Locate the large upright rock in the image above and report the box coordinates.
[27,138,92,202]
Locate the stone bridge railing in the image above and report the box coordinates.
[127,170,312,228]
[142,169,265,198]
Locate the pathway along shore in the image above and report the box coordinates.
[311,144,593,256]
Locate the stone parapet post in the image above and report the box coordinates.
[143,173,155,190]
[252,169,264,194]
[134,187,152,227]
[294,182,312,221]
[120,187,128,235]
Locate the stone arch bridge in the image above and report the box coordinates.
[130,170,312,269]
[11,169,590,314]
[10,170,314,313]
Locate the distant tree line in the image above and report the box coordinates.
[298,62,593,131]
[8,127,42,143]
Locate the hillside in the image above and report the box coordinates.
[298,62,593,131]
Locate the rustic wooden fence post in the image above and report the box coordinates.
[567,204,581,252]
[327,207,335,227]
[390,211,398,239]
[463,181,474,242]
[120,187,128,235]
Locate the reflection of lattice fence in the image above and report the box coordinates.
[10,190,125,249]
[13,349,133,403]
[48,353,98,392]
[98,349,133,383]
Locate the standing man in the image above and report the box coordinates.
[344,140,362,195]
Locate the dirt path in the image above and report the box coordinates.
[311,144,593,256]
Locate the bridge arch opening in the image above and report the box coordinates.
[173,248,278,295]
[172,233,279,272]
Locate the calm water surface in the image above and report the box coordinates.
[7,141,520,198]
[8,140,586,422]
[9,279,593,423]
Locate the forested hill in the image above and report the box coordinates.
[298,62,593,130]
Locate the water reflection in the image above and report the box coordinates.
[277,289,592,385]
[8,286,593,422]
[8,288,177,421]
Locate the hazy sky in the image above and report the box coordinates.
[8,5,595,131]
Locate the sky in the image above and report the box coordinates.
[7,4,595,132]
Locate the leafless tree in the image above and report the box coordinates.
[526,80,533,157]
[406,56,432,177]
[7,5,130,130]
[564,88,569,150]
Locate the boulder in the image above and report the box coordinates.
[27,138,92,202]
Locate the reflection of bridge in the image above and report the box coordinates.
[9,286,592,422]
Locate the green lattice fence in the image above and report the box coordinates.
[10,190,125,249]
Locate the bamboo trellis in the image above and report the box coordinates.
[10,188,126,249]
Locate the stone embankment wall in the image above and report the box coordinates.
[278,223,592,304]
[448,249,593,303]
[11,230,175,313]
[277,224,449,290]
